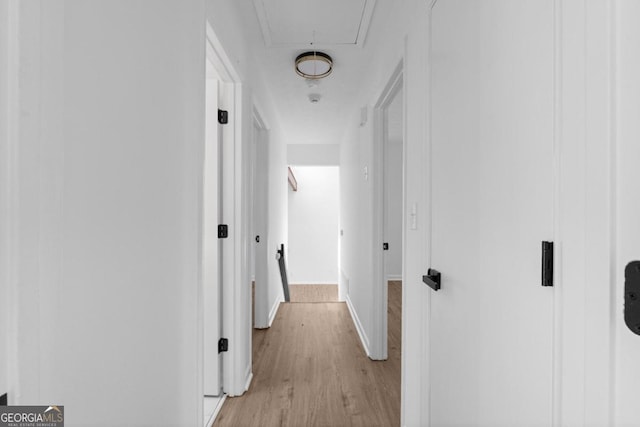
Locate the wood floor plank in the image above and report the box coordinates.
[214,282,401,427]
[289,284,338,303]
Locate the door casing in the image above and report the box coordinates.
[371,61,404,360]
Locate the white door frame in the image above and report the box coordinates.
[203,62,222,397]
[200,22,247,409]
[371,61,404,360]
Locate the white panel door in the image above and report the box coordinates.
[203,75,222,396]
[253,122,270,328]
[430,1,554,425]
[615,2,640,425]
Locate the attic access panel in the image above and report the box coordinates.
[253,0,376,47]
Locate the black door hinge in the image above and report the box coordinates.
[542,241,553,287]
[383,242,389,251]
[218,109,228,125]
[218,224,228,239]
[218,338,228,353]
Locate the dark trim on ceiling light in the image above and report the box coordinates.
[295,51,333,79]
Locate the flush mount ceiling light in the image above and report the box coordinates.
[295,51,333,79]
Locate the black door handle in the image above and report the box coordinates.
[625,261,640,336]
[542,241,554,287]
[255,235,260,243]
[423,268,441,291]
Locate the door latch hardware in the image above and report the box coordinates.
[255,235,260,243]
[542,241,553,287]
[383,242,389,251]
[423,268,441,291]
[625,261,640,336]
[218,224,228,239]
[218,109,228,124]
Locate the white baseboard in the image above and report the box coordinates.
[244,369,253,392]
[386,275,402,281]
[212,395,226,421]
[345,294,370,357]
[268,296,281,327]
[204,395,226,427]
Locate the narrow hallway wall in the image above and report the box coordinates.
[9,1,206,425]
[338,0,422,369]
[340,119,374,348]
[384,91,403,280]
[288,144,340,166]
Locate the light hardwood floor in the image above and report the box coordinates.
[289,284,338,303]
[215,282,401,427]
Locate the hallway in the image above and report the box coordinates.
[214,282,401,427]
[3,2,638,426]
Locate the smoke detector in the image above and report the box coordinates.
[308,93,321,104]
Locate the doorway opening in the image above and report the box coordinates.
[382,84,404,391]
[287,165,340,303]
[372,62,404,363]
[251,108,270,329]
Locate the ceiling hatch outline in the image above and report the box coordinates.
[252,0,377,48]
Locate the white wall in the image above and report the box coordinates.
[9,1,205,425]
[288,144,340,166]
[338,0,421,368]
[384,92,403,279]
[288,167,339,284]
[340,119,374,348]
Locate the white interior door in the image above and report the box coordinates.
[253,120,269,328]
[383,87,404,283]
[429,1,554,425]
[615,2,640,425]
[203,70,222,396]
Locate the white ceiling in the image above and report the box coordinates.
[253,0,375,46]
[231,0,395,145]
